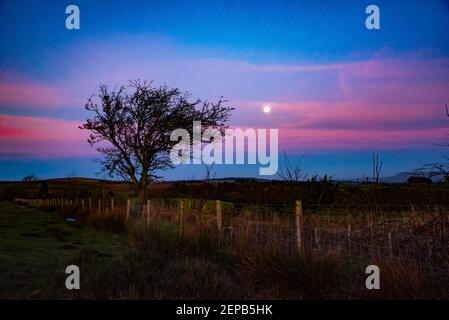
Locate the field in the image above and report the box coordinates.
[0,201,126,299]
[0,179,448,299]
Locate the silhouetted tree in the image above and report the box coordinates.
[22,174,38,182]
[372,153,383,184]
[80,80,233,204]
[421,104,449,181]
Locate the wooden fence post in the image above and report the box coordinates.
[81,199,85,210]
[295,200,303,252]
[146,199,151,227]
[98,199,101,214]
[216,200,223,234]
[126,199,131,221]
[88,198,92,211]
[111,198,114,214]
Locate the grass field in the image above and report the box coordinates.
[1,197,448,299]
[0,201,127,299]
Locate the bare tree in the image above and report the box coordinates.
[430,104,449,148]
[80,80,233,204]
[22,174,38,182]
[277,151,306,182]
[372,153,383,184]
[421,104,449,181]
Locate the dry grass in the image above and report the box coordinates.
[25,199,449,299]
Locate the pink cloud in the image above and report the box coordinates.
[278,127,446,151]
[228,55,449,151]
[229,99,447,150]
[0,114,93,157]
[0,73,80,108]
[1,47,448,156]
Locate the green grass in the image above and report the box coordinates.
[0,201,127,299]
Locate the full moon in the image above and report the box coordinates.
[263,105,271,113]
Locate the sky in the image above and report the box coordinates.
[0,0,449,180]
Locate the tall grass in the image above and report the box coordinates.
[32,199,449,299]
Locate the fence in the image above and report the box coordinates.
[15,197,449,270]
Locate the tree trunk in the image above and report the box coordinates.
[138,188,146,203]
[136,187,147,216]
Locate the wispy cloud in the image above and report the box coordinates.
[1,35,448,156]
[0,72,80,109]
[0,114,91,157]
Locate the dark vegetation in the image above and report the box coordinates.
[1,171,448,300]
[1,177,449,208]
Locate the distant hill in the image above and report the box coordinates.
[336,172,446,184]
[1,172,446,185]
[380,172,444,183]
[374,172,413,183]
